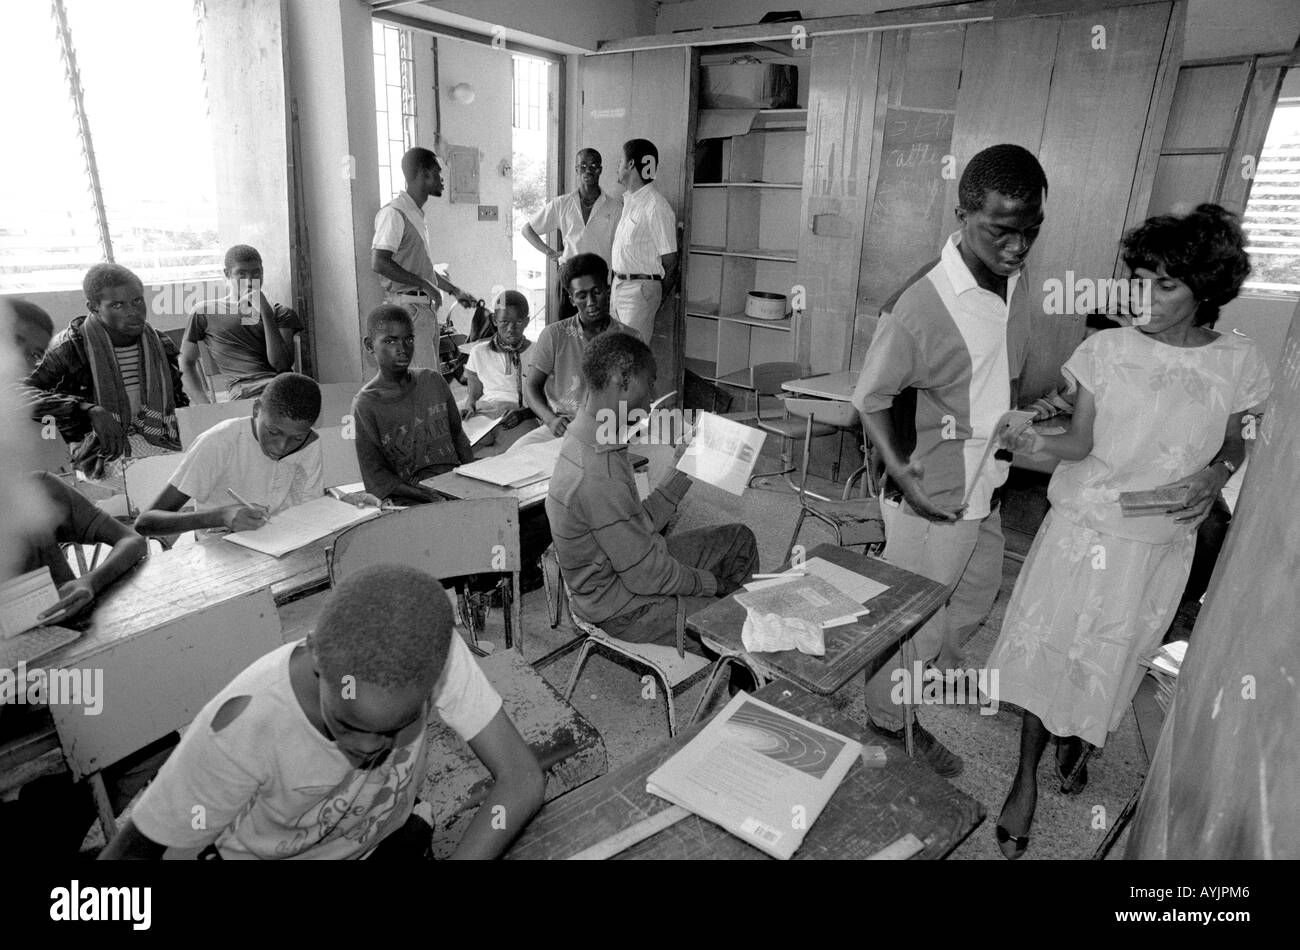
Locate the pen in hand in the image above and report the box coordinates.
[226,488,271,525]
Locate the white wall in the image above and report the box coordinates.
[284,0,381,385]
[422,36,517,308]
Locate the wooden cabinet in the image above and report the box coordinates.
[686,105,807,390]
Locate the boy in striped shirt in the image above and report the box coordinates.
[851,144,1048,777]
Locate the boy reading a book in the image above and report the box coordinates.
[353,305,473,505]
[179,245,301,403]
[101,563,545,859]
[134,372,324,536]
[547,332,758,649]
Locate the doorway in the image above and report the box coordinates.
[511,52,559,340]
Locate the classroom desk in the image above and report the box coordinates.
[23,529,354,835]
[505,680,984,860]
[780,370,859,401]
[686,543,946,696]
[424,453,651,509]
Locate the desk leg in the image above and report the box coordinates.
[901,635,916,758]
[89,772,117,841]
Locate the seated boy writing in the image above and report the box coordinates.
[22,264,187,481]
[513,253,630,451]
[546,332,759,648]
[462,290,536,452]
[101,563,545,859]
[179,245,301,403]
[134,372,323,536]
[353,304,473,505]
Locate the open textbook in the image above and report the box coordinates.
[676,412,766,495]
[223,495,381,558]
[646,692,862,859]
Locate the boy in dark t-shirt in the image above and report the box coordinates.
[180,245,301,403]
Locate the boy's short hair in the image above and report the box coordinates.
[958,144,1048,212]
[3,297,55,338]
[366,304,413,339]
[577,147,602,166]
[401,147,439,181]
[260,372,321,423]
[623,139,659,181]
[313,565,452,695]
[1121,203,1250,327]
[583,331,654,391]
[83,263,142,304]
[561,253,610,293]
[224,244,262,272]
[493,290,530,320]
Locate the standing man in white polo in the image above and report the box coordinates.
[610,139,678,343]
[371,147,471,372]
[521,147,623,321]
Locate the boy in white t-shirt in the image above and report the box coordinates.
[134,372,327,535]
[461,291,537,451]
[101,564,545,859]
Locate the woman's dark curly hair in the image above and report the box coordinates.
[1120,203,1251,327]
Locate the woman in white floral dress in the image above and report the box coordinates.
[988,205,1271,858]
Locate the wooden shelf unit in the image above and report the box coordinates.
[685,56,808,397]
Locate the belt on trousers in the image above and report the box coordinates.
[613,273,662,281]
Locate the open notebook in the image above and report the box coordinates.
[453,438,565,489]
[223,495,381,558]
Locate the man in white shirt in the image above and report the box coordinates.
[371,148,472,372]
[610,139,678,343]
[522,148,623,320]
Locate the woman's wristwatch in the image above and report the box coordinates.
[1215,458,1237,479]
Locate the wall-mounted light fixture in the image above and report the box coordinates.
[450,82,475,104]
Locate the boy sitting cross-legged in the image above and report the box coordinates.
[101,564,545,859]
[134,372,325,536]
[353,304,474,505]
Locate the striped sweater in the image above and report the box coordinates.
[546,415,717,625]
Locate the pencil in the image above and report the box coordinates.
[227,488,270,521]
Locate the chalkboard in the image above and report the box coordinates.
[859,107,956,311]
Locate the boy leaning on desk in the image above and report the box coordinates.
[133,372,379,537]
[101,564,544,859]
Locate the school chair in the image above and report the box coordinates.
[195,340,237,403]
[745,362,844,490]
[539,546,711,738]
[176,381,362,447]
[327,499,524,652]
[783,399,885,563]
[122,454,188,552]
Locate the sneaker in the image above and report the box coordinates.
[868,719,964,778]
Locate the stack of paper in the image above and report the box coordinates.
[455,438,566,488]
[461,414,503,447]
[646,692,862,859]
[0,567,60,638]
[740,557,889,630]
[1139,640,1188,714]
[223,495,382,557]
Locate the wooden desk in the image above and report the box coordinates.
[780,370,859,401]
[506,680,984,860]
[424,453,650,509]
[686,544,946,695]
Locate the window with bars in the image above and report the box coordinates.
[513,55,546,132]
[1243,96,1300,293]
[374,22,416,202]
[0,0,222,293]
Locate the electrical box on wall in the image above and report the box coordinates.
[477,205,499,221]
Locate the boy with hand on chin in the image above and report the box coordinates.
[134,372,325,535]
[352,305,474,505]
[101,564,545,859]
